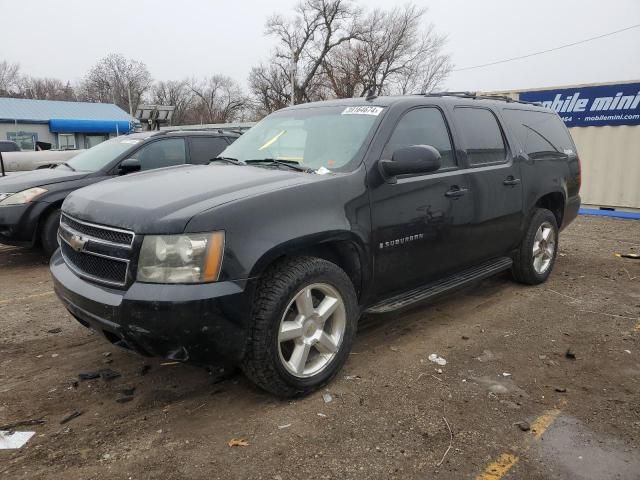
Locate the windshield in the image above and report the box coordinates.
[220,105,383,172]
[62,137,142,172]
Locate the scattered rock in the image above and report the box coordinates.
[565,349,576,360]
[428,353,447,366]
[389,346,399,352]
[322,393,333,404]
[227,438,249,447]
[60,411,82,425]
[555,387,567,393]
[461,335,470,340]
[47,328,62,334]
[514,421,531,432]
[278,423,291,429]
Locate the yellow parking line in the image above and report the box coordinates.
[0,291,54,305]
[476,453,519,480]
[530,408,562,440]
[475,404,564,480]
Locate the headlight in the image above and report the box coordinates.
[0,187,48,206]
[137,232,225,284]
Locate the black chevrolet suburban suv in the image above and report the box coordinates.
[51,93,581,396]
[0,130,239,256]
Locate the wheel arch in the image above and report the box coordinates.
[532,191,566,228]
[248,231,369,301]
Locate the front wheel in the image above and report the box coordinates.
[40,208,61,258]
[241,256,359,397]
[512,208,559,285]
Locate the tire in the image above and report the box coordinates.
[40,208,61,258]
[241,256,359,397]
[512,208,559,285]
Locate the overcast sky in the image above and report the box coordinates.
[1,0,638,93]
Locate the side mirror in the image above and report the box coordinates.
[118,158,141,175]
[378,145,441,183]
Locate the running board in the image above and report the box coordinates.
[365,257,513,314]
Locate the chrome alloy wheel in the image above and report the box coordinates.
[277,283,347,378]
[532,221,556,274]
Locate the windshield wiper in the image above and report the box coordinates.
[61,162,76,171]
[245,159,313,173]
[210,156,246,165]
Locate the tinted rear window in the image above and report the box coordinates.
[503,109,574,158]
[189,137,230,164]
[453,107,506,165]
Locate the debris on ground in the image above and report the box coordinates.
[624,350,631,354]
[615,253,640,259]
[389,346,399,352]
[322,393,333,404]
[0,418,45,431]
[502,372,512,377]
[555,387,567,393]
[161,361,180,366]
[0,431,35,449]
[476,350,496,362]
[565,349,576,360]
[47,327,62,334]
[428,353,447,366]
[78,369,121,382]
[60,411,83,425]
[514,421,531,432]
[461,335,470,340]
[317,413,327,418]
[227,438,249,447]
[344,375,361,380]
[278,424,291,429]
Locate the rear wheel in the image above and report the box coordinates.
[242,256,358,397]
[512,208,558,285]
[40,208,61,258]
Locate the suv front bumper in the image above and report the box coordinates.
[50,250,253,365]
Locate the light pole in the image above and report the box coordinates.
[290,51,297,106]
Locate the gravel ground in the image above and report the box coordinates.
[1,215,639,479]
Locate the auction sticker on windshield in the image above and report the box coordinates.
[342,106,384,116]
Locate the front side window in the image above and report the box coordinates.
[453,107,507,166]
[382,107,455,169]
[220,105,383,172]
[131,138,187,170]
[502,109,574,158]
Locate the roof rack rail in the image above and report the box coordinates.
[418,91,541,106]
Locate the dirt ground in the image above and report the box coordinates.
[1,215,639,480]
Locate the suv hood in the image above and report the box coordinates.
[63,164,317,234]
[0,168,89,193]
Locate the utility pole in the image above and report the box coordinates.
[127,82,134,117]
[290,51,296,106]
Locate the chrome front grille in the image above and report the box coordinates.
[58,214,135,287]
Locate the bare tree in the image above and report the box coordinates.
[18,77,76,101]
[248,64,291,116]
[0,60,21,96]
[79,54,152,114]
[324,5,452,97]
[151,80,195,125]
[264,0,362,104]
[187,75,248,123]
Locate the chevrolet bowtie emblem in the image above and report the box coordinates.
[69,234,88,252]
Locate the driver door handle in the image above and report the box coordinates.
[503,176,521,186]
[445,186,468,198]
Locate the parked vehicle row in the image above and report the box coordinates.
[0,130,239,255]
[5,93,581,396]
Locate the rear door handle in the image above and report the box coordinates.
[503,176,521,186]
[445,186,468,198]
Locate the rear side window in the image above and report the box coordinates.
[453,107,506,166]
[189,137,230,164]
[382,107,455,169]
[502,109,574,158]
